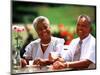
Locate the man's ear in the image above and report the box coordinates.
[48,26,51,30]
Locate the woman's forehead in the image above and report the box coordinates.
[36,21,49,28]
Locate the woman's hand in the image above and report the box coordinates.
[48,53,64,63]
[48,53,58,62]
[33,58,46,66]
[20,58,27,68]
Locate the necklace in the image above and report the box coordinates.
[41,43,50,46]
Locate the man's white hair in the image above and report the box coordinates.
[77,15,91,25]
[33,16,50,29]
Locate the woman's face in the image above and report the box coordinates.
[36,20,51,41]
[76,17,91,40]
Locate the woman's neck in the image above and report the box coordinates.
[40,37,51,54]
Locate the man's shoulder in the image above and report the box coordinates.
[71,37,79,42]
[90,34,95,40]
[68,37,79,46]
[89,34,95,44]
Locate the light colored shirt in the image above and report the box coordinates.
[23,37,64,60]
[61,34,95,68]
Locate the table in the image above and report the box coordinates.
[12,65,72,74]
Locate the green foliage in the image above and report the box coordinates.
[12,1,96,40]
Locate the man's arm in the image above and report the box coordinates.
[52,59,93,70]
[65,59,93,69]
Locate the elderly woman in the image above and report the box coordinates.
[21,16,65,67]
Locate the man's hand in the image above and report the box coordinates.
[52,61,66,69]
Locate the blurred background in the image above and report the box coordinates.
[12,1,96,55]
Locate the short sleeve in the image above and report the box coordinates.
[81,44,95,64]
[23,42,34,59]
[80,38,95,64]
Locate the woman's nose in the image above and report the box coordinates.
[42,29,46,32]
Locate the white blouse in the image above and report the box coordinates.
[23,36,65,60]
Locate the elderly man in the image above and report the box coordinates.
[20,16,65,67]
[52,15,95,70]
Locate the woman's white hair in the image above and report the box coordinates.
[33,16,50,29]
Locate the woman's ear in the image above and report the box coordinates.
[48,26,51,30]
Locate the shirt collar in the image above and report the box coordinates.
[80,34,91,44]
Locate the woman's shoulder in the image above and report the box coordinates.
[51,36,65,44]
[29,39,40,45]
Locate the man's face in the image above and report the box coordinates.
[36,20,51,40]
[76,17,91,40]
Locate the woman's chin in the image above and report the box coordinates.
[41,37,48,40]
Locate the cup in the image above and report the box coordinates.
[29,60,34,66]
[49,52,59,61]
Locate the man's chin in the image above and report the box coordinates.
[79,35,87,40]
[78,34,82,37]
[78,34,84,38]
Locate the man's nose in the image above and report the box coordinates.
[78,26,83,30]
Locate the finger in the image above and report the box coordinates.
[33,59,39,65]
[53,63,59,69]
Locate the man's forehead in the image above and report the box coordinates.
[81,17,86,22]
[79,17,87,22]
[78,17,90,25]
[77,18,91,27]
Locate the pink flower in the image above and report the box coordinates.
[12,25,25,32]
[16,28,22,32]
[12,25,19,32]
